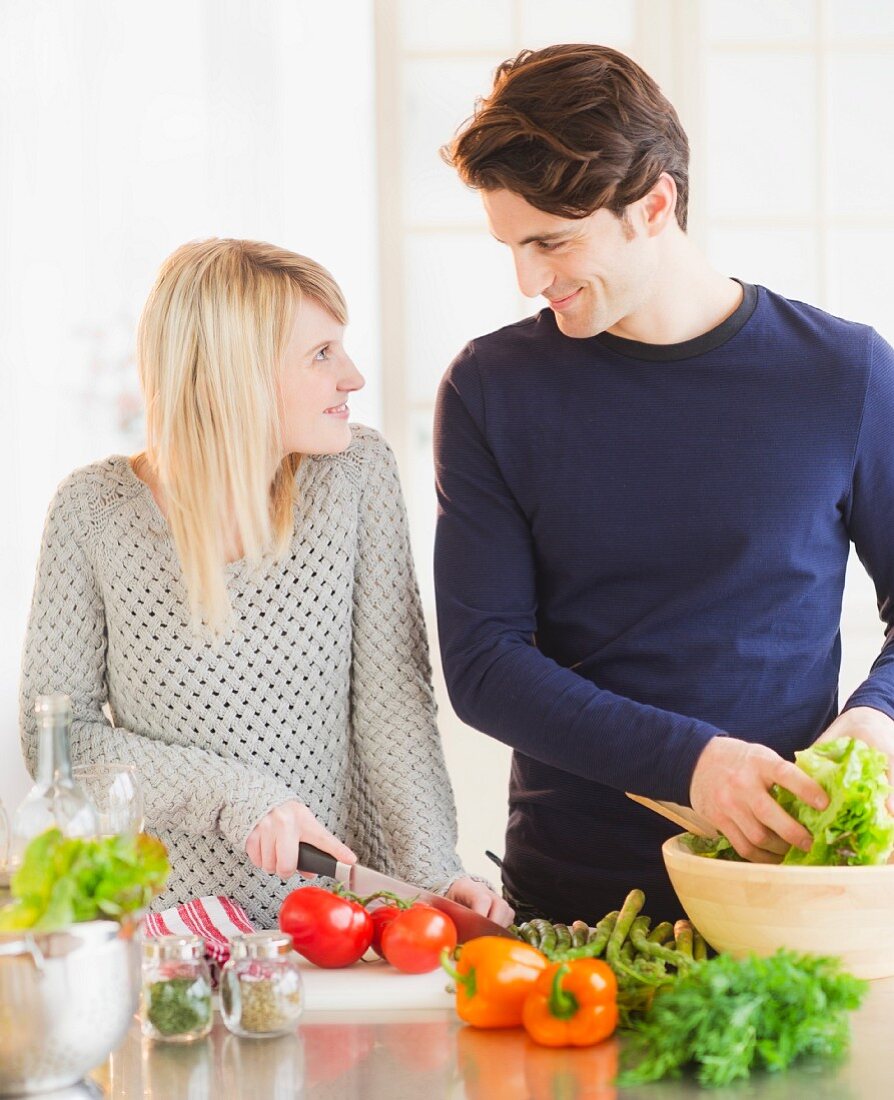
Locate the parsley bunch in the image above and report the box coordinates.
[619,950,867,1088]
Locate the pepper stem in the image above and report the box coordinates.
[440,947,476,997]
[548,964,579,1020]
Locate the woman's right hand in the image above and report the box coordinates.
[245,800,357,879]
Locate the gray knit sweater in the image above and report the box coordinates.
[20,426,466,927]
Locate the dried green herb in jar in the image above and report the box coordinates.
[220,931,305,1038]
[146,976,212,1037]
[223,975,302,1034]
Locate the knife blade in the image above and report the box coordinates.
[296,843,516,943]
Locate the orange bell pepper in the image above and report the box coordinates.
[441,936,548,1028]
[522,960,618,1048]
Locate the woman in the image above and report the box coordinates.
[20,238,512,928]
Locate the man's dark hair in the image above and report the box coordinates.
[442,43,690,230]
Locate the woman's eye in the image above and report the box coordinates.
[314,346,331,361]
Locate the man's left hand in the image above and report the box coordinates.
[445,876,515,926]
[816,705,894,812]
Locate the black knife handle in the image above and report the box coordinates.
[297,842,339,878]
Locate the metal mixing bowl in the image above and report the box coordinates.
[0,918,140,1096]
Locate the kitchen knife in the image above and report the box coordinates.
[296,843,517,943]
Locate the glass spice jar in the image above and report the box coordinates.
[220,931,304,1039]
[141,934,213,1043]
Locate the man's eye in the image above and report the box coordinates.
[537,241,562,252]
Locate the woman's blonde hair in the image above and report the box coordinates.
[136,238,348,634]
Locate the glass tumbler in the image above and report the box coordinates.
[73,762,144,836]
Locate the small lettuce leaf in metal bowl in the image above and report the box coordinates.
[0,828,170,932]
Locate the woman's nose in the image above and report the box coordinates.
[340,356,365,392]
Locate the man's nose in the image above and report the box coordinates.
[513,251,553,299]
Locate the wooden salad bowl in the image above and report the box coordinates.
[662,833,894,980]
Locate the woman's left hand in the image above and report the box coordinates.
[445,876,515,926]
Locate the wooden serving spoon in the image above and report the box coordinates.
[625,793,718,838]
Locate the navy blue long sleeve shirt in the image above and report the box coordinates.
[433,283,894,923]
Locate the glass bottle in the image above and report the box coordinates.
[141,935,213,1043]
[11,693,99,865]
[0,794,8,866]
[0,795,9,901]
[220,931,304,1038]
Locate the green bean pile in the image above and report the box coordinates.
[512,889,709,1026]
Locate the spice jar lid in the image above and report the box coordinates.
[142,933,206,962]
[229,931,295,960]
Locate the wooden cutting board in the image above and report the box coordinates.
[297,956,454,1012]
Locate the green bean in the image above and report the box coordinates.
[533,919,556,956]
[627,915,652,957]
[648,921,674,945]
[693,929,708,961]
[550,911,617,963]
[589,911,618,952]
[553,923,572,953]
[674,919,694,958]
[570,920,589,949]
[630,916,692,969]
[629,914,651,944]
[517,922,539,948]
[605,890,646,988]
[606,889,645,970]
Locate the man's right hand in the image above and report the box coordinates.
[689,736,828,863]
[245,800,357,880]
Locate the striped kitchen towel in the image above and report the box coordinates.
[142,896,256,965]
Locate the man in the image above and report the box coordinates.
[433,43,894,923]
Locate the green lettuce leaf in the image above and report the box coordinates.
[776,737,894,865]
[679,832,743,861]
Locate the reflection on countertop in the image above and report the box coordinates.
[81,978,894,1099]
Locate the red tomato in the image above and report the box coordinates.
[381,904,457,974]
[369,904,403,958]
[279,886,373,968]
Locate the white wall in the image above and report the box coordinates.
[0,0,381,819]
[2,2,892,886]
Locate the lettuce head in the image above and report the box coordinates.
[682,736,894,866]
[775,737,894,865]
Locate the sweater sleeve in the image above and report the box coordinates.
[19,473,296,850]
[433,345,720,805]
[348,430,465,891]
[842,330,894,719]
